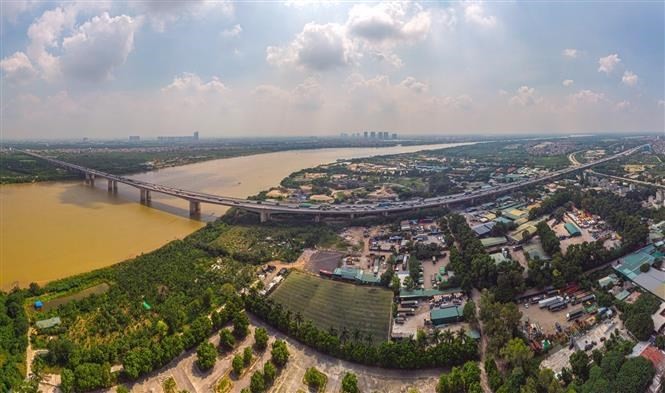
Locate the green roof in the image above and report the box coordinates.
[613,245,657,280]
[481,236,508,248]
[564,223,581,236]
[399,288,461,300]
[430,306,463,324]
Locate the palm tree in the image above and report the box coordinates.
[441,329,454,344]
[431,329,442,345]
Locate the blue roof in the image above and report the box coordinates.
[34,300,43,308]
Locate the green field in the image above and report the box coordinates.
[269,270,393,342]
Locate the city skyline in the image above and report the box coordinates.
[1,1,664,139]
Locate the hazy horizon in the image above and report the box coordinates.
[2,1,664,139]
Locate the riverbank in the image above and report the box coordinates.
[1,142,473,289]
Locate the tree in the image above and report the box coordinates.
[500,338,533,369]
[270,339,289,367]
[196,342,217,371]
[625,312,654,341]
[250,371,265,393]
[263,362,277,385]
[614,357,655,393]
[570,350,590,381]
[232,354,244,376]
[341,372,360,393]
[233,311,250,338]
[243,346,253,367]
[254,327,269,350]
[304,367,327,391]
[655,335,665,350]
[640,263,650,273]
[219,328,236,351]
[462,300,477,328]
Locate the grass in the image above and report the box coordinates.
[37,283,110,313]
[269,270,393,342]
[215,375,233,393]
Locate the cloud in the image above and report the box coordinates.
[463,1,497,28]
[221,24,242,38]
[436,94,473,110]
[399,76,429,93]
[60,13,141,82]
[621,70,638,87]
[134,0,233,32]
[267,22,354,71]
[1,0,39,23]
[162,72,228,94]
[509,86,541,106]
[569,89,606,104]
[26,5,80,80]
[253,77,323,111]
[562,48,579,58]
[0,52,37,82]
[562,79,574,87]
[659,100,665,108]
[615,100,630,110]
[598,53,621,74]
[267,2,432,71]
[346,2,431,43]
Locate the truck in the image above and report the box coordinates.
[401,300,419,307]
[548,301,568,312]
[397,307,416,316]
[573,294,596,305]
[538,296,563,309]
[567,308,585,321]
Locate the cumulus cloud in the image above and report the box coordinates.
[598,53,621,74]
[562,79,574,87]
[436,94,473,110]
[221,24,242,38]
[509,86,541,106]
[253,77,323,111]
[0,52,37,82]
[569,89,606,105]
[463,1,496,28]
[26,5,80,80]
[267,2,432,71]
[267,22,354,71]
[562,48,579,58]
[621,70,638,87]
[1,0,39,23]
[346,2,431,43]
[162,72,228,94]
[60,13,140,83]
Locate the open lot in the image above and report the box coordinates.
[520,302,574,336]
[39,283,110,312]
[270,270,394,342]
[304,250,343,273]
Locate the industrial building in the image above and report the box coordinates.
[430,306,464,326]
[564,223,581,237]
[613,245,665,301]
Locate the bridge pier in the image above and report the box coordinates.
[349,213,355,219]
[113,181,118,192]
[314,214,321,223]
[259,211,271,223]
[189,201,201,217]
[140,189,151,203]
[107,179,114,192]
[382,211,389,217]
[85,173,95,186]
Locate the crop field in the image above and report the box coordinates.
[269,270,393,342]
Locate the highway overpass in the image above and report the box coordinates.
[21,144,648,222]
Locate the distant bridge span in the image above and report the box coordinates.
[21,145,647,222]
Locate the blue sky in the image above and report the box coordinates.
[1,0,663,139]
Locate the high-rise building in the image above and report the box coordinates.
[392,133,398,139]
[364,131,368,138]
[193,131,199,140]
[370,131,376,138]
[129,136,140,141]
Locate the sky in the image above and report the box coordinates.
[1,0,664,140]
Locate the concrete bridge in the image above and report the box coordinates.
[21,144,647,222]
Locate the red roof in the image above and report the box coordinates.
[640,346,665,368]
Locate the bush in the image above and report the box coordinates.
[254,327,269,350]
[341,372,360,393]
[219,328,236,351]
[243,346,253,367]
[196,342,217,371]
[232,354,244,376]
[263,362,277,385]
[640,263,650,273]
[271,339,289,367]
[304,367,327,391]
[250,371,265,393]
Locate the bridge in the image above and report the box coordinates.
[21,144,648,222]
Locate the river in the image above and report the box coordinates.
[0,143,469,289]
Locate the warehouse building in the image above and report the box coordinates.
[564,223,582,237]
[430,306,464,326]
